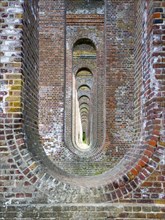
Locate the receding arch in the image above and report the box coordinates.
[65,25,105,156]
[78,85,91,92]
[78,95,90,102]
[76,67,92,74]
[80,106,89,112]
[73,38,96,50]
[3,0,162,204]
[76,68,93,78]
[73,38,96,59]
[81,110,89,115]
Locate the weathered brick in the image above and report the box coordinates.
[0,1,165,219]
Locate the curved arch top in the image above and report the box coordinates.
[75,67,94,78]
[78,84,91,91]
[1,0,164,207]
[73,38,97,51]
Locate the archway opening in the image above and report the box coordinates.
[72,38,96,151]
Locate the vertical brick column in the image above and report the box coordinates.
[39,0,65,151]
[134,0,165,149]
[0,0,24,202]
[151,0,165,144]
[105,0,136,157]
[0,0,39,203]
[0,1,23,115]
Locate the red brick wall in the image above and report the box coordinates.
[39,0,65,149]
[0,0,165,219]
[105,0,135,158]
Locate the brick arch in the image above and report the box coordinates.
[78,95,90,101]
[1,0,164,206]
[65,29,106,156]
[73,64,96,76]
[78,85,91,91]
[76,67,93,74]
[73,38,97,51]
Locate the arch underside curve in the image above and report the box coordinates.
[2,0,164,204]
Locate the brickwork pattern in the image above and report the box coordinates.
[38,0,137,176]
[0,204,165,219]
[0,0,165,219]
[105,0,135,158]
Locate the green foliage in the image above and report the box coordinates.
[82,132,87,143]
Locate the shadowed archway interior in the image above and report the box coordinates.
[72,39,96,151]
